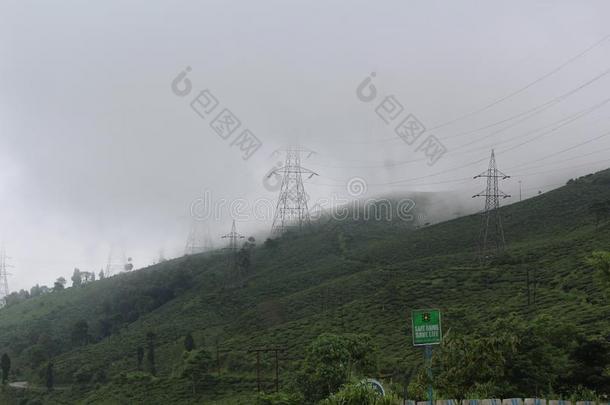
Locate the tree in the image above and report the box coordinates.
[263,238,278,250]
[587,251,610,290]
[146,332,156,376]
[71,320,89,346]
[184,332,195,352]
[4,290,29,306]
[53,277,66,291]
[46,362,54,391]
[561,336,610,393]
[137,346,144,371]
[589,200,610,228]
[297,333,378,403]
[30,284,42,297]
[237,237,257,277]
[98,268,105,280]
[181,348,213,394]
[432,314,575,399]
[1,353,10,384]
[71,268,82,288]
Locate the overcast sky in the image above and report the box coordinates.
[1,0,610,291]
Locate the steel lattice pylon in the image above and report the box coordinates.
[473,149,511,262]
[185,220,213,255]
[105,247,131,277]
[269,146,318,235]
[221,219,244,269]
[0,246,12,307]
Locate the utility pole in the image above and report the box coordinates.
[268,146,318,236]
[518,180,523,202]
[248,347,285,393]
[216,340,221,376]
[526,267,530,307]
[0,246,12,307]
[473,149,511,262]
[214,340,232,377]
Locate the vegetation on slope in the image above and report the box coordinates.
[0,170,610,403]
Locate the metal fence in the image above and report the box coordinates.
[407,400,605,405]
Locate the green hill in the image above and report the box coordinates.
[1,169,610,404]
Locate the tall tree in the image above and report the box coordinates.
[136,347,144,371]
[184,332,195,352]
[71,320,89,346]
[181,348,213,394]
[237,237,257,278]
[588,251,610,290]
[46,362,54,391]
[71,268,82,287]
[53,277,66,291]
[1,353,10,384]
[589,200,610,229]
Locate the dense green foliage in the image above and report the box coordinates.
[321,382,398,405]
[0,169,610,403]
[1,353,10,384]
[431,315,610,399]
[294,333,377,403]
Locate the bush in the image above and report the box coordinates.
[253,391,304,405]
[321,382,398,404]
[296,333,378,403]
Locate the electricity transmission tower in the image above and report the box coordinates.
[185,220,213,255]
[268,146,318,235]
[221,220,244,268]
[473,149,511,262]
[0,246,12,307]
[105,248,131,277]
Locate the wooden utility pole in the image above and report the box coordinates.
[216,340,221,376]
[248,347,286,393]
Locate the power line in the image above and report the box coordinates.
[323,34,610,148]
[429,33,610,131]
[333,127,610,188]
[452,97,610,152]
[437,65,610,140]
[306,96,610,170]
[507,129,610,170]
[311,133,610,197]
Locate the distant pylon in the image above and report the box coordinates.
[473,149,511,261]
[0,246,12,307]
[185,220,213,255]
[221,220,244,269]
[157,248,167,264]
[105,247,127,277]
[269,146,318,235]
[222,220,244,253]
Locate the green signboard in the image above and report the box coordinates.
[411,309,442,346]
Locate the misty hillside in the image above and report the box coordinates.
[1,169,610,404]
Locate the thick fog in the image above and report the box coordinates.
[1,0,609,290]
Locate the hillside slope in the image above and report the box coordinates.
[1,170,610,404]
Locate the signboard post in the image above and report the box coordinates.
[411,309,442,346]
[411,309,442,405]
